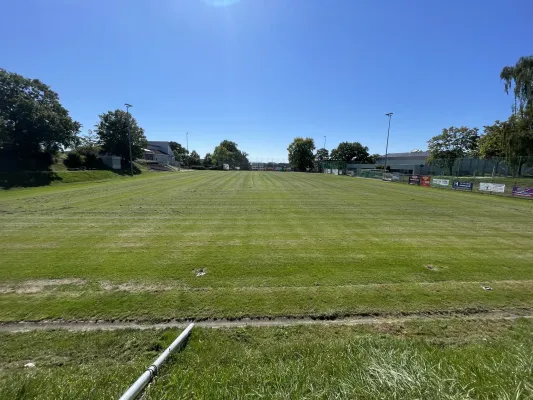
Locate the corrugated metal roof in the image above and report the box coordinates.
[380,151,429,158]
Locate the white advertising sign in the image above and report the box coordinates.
[479,182,492,192]
[480,183,506,193]
[432,179,449,186]
[492,184,505,193]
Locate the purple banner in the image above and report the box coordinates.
[512,186,533,198]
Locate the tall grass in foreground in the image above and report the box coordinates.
[1,320,532,399]
[148,321,533,399]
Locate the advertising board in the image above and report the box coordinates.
[480,183,506,193]
[452,181,473,191]
[512,186,533,198]
[431,179,449,187]
[408,175,420,185]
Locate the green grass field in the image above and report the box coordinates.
[1,171,533,321]
[1,171,533,399]
[1,319,532,399]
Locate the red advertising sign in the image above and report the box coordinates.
[420,176,431,187]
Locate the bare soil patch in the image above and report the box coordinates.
[0,278,87,294]
[1,309,531,333]
[99,281,174,293]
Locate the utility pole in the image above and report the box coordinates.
[125,103,134,176]
[384,113,393,173]
[324,135,327,150]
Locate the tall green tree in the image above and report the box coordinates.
[189,150,201,166]
[368,153,381,164]
[481,113,533,176]
[94,109,147,164]
[500,56,533,176]
[314,148,329,172]
[426,126,480,175]
[212,145,232,165]
[480,121,506,159]
[203,152,213,167]
[74,129,101,169]
[500,56,533,114]
[219,140,239,153]
[75,129,100,155]
[315,148,329,161]
[0,69,81,170]
[212,140,249,167]
[330,142,371,163]
[503,109,533,176]
[169,141,189,162]
[169,141,187,154]
[288,137,315,171]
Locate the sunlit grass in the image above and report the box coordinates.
[0,319,532,399]
[1,171,532,321]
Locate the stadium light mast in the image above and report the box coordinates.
[125,103,134,176]
[186,132,189,168]
[324,136,327,150]
[384,113,393,172]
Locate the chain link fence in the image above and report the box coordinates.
[344,156,533,199]
[426,156,533,178]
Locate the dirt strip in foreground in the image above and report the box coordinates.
[1,309,532,332]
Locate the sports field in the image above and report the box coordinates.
[1,171,533,398]
[1,171,533,321]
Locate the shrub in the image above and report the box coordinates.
[63,152,84,169]
[84,153,100,169]
[190,165,206,170]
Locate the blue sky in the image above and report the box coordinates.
[1,0,531,161]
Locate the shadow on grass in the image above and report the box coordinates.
[1,163,143,189]
[0,171,63,189]
[109,163,143,176]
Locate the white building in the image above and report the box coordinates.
[144,141,176,165]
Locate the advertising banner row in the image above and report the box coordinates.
[400,175,533,198]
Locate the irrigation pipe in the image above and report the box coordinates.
[119,322,194,400]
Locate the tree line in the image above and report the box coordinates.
[3,55,530,175]
[0,68,149,171]
[286,55,532,175]
[427,56,532,176]
[287,138,380,172]
[0,68,251,172]
[168,140,250,169]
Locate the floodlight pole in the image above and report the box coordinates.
[384,113,393,172]
[125,104,134,176]
[324,135,327,150]
[186,132,189,168]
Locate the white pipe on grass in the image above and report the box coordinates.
[119,323,194,400]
